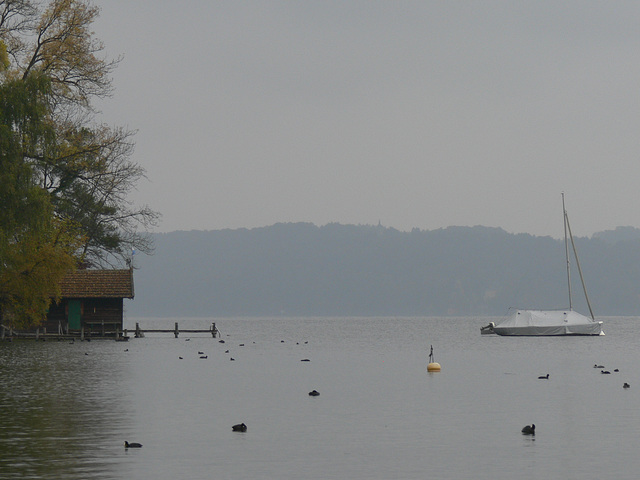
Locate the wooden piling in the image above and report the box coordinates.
[174,322,179,338]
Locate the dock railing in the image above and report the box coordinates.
[128,322,219,338]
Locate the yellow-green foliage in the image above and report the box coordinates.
[0,220,82,329]
[0,41,8,71]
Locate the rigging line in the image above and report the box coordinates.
[565,209,596,321]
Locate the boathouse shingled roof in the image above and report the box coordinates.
[59,269,134,299]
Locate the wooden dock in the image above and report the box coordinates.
[1,324,127,341]
[127,322,219,338]
[1,322,219,341]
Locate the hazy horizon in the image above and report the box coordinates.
[94,2,640,238]
[147,220,638,241]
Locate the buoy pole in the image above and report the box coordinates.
[427,344,441,372]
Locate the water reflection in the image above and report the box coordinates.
[0,340,132,479]
[2,317,640,480]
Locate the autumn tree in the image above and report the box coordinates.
[0,0,157,327]
[2,0,158,268]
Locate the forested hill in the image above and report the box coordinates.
[126,223,640,318]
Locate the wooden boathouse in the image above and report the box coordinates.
[2,268,219,340]
[44,269,135,336]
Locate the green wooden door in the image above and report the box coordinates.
[68,300,81,330]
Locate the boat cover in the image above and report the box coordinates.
[493,309,604,336]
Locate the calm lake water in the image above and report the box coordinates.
[1,316,640,480]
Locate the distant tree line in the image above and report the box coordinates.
[0,1,157,328]
[128,223,640,318]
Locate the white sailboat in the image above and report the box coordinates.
[492,194,604,336]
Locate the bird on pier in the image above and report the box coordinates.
[232,423,247,432]
[521,424,535,435]
[124,441,142,448]
[309,390,320,396]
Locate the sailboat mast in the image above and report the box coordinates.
[562,193,573,310]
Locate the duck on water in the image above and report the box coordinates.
[232,423,247,432]
[521,424,535,435]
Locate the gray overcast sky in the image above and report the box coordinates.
[93,1,640,238]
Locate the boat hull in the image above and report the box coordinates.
[492,309,604,336]
[493,323,604,336]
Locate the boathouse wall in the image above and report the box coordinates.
[45,269,134,334]
[45,298,126,332]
